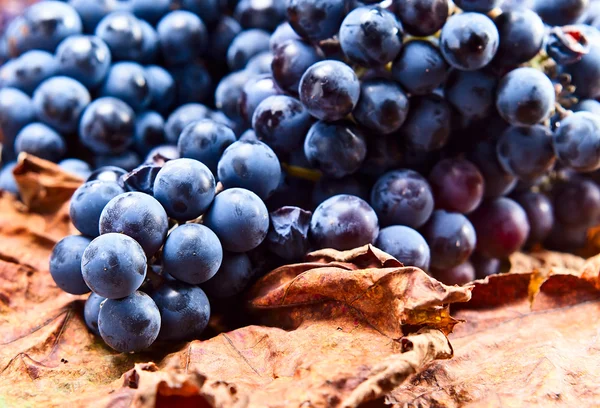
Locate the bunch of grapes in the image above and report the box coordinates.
[0,0,598,351]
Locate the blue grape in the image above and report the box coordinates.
[575,99,600,115]
[271,39,322,96]
[399,94,451,152]
[0,162,18,195]
[239,129,258,142]
[391,40,448,96]
[162,224,223,284]
[440,12,499,71]
[49,235,92,295]
[544,221,588,252]
[454,0,503,12]
[70,180,126,237]
[218,140,282,200]
[179,0,221,25]
[492,9,545,67]
[177,120,237,174]
[353,79,409,134]
[99,192,169,257]
[287,0,347,42]
[252,95,313,154]
[496,125,556,181]
[144,65,175,115]
[394,0,448,37]
[14,123,66,163]
[215,70,252,122]
[100,62,150,112]
[84,292,105,336]
[299,60,360,122]
[81,233,147,299]
[375,225,430,271]
[546,25,590,66]
[0,50,58,95]
[164,103,211,144]
[0,88,35,155]
[245,52,273,75]
[304,120,367,179]
[227,29,271,71]
[270,22,301,51]
[471,253,501,279]
[209,16,242,64]
[153,158,216,220]
[444,69,497,120]
[79,97,136,154]
[553,112,600,172]
[565,44,600,100]
[496,67,556,127]
[133,111,165,156]
[98,291,160,352]
[55,35,111,89]
[370,169,434,228]
[95,151,141,171]
[33,76,90,133]
[234,0,286,31]
[431,261,476,286]
[5,1,82,56]
[157,11,207,66]
[131,0,171,24]
[145,144,180,164]
[339,6,403,67]
[359,133,404,177]
[95,12,147,62]
[469,197,529,258]
[534,0,588,26]
[429,158,485,214]
[202,251,254,298]
[147,279,211,342]
[312,176,369,208]
[120,164,160,195]
[553,178,600,228]
[203,188,269,253]
[170,62,212,105]
[266,206,311,261]
[513,191,554,247]
[239,74,280,123]
[137,20,158,64]
[86,166,127,183]
[69,0,118,33]
[422,210,477,269]
[310,194,379,250]
[59,158,92,179]
[468,137,517,198]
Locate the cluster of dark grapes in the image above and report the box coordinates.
[0,0,599,352]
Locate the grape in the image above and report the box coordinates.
[68,0,115,33]
[70,180,125,237]
[496,125,556,181]
[81,233,147,299]
[422,210,477,269]
[310,194,379,251]
[496,67,556,127]
[164,103,211,144]
[470,253,501,279]
[391,40,449,96]
[177,120,236,175]
[468,138,517,198]
[0,162,18,195]
[287,0,348,42]
[455,0,504,11]
[534,0,589,26]
[84,292,105,336]
[0,50,58,95]
[339,6,403,67]
[59,159,92,179]
[266,206,312,261]
[246,52,273,75]
[133,112,165,156]
[86,166,127,183]
[513,191,554,246]
[493,9,545,67]
[429,158,485,214]
[440,13,499,71]
[553,178,600,228]
[304,120,367,179]
[120,164,160,195]
[252,95,313,154]
[271,39,323,96]
[33,76,90,134]
[79,97,136,155]
[202,251,254,298]
[95,12,146,62]
[147,279,211,342]
[0,88,35,153]
[226,29,271,71]
[49,235,92,295]
[203,188,270,253]
[234,0,286,31]
[170,61,213,106]
[353,79,409,135]
[544,222,588,252]
[209,16,242,64]
[239,74,280,123]
[564,40,600,99]
[444,69,497,120]
[573,99,600,115]
[360,133,404,177]
[99,62,150,112]
[144,65,175,115]
[14,123,66,163]
[162,224,223,284]
[145,144,180,164]
[399,94,452,152]
[545,27,589,67]
[394,0,448,37]
[312,176,369,208]
[218,140,282,200]
[98,152,141,173]
[98,291,160,353]
[130,0,170,24]
[553,112,600,172]
[469,197,529,258]
[299,60,361,122]
[56,35,111,89]
[179,0,221,24]
[431,261,476,286]
[215,70,252,122]
[375,225,430,271]
[371,169,434,228]
[270,22,301,51]
[99,192,169,257]
[157,11,207,66]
